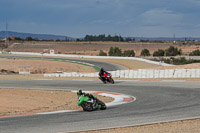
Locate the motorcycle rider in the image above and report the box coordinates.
[77,89,97,100]
[99,68,108,81]
[77,89,106,111]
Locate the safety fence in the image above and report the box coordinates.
[44,69,200,78]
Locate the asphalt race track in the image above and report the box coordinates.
[0,79,200,133]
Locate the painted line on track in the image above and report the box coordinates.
[0,91,136,118]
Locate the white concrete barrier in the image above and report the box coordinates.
[149,69,154,78]
[186,70,191,78]
[191,69,196,78]
[133,70,138,78]
[19,71,30,75]
[168,70,174,78]
[63,73,72,77]
[124,70,130,78]
[120,70,125,78]
[180,69,186,78]
[128,70,134,78]
[109,71,115,77]
[196,69,200,78]
[154,70,160,78]
[141,69,147,78]
[159,70,164,78]
[115,70,120,78]
[164,69,169,78]
[177,69,182,78]
[71,72,79,77]
[44,69,200,79]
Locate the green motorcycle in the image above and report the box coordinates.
[77,94,107,111]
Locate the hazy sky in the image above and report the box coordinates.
[0,0,200,38]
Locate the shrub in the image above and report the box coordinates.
[140,49,150,56]
[152,57,200,65]
[123,50,135,57]
[99,50,107,56]
[165,46,182,56]
[189,50,200,56]
[109,47,122,56]
[153,49,165,56]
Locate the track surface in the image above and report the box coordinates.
[0,79,200,133]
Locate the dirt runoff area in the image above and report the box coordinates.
[0,88,113,117]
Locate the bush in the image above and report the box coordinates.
[123,50,135,57]
[172,57,187,65]
[99,50,107,56]
[109,47,122,56]
[140,49,150,56]
[165,46,182,56]
[153,49,165,56]
[189,50,200,56]
[152,57,200,65]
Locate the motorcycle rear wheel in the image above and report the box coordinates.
[81,102,93,111]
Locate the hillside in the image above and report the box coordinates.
[0,31,74,41]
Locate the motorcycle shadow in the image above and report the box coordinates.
[80,106,118,112]
[98,81,123,84]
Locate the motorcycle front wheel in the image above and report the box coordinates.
[110,78,114,84]
[98,100,107,110]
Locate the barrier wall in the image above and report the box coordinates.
[44,69,200,78]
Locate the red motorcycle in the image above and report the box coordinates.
[99,72,114,84]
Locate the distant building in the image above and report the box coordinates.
[10,37,16,40]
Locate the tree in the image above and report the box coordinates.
[99,50,107,56]
[83,34,124,42]
[153,49,165,56]
[189,50,200,56]
[126,37,136,42]
[123,50,135,57]
[14,37,23,41]
[140,49,150,56]
[165,46,181,56]
[25,37,33,41]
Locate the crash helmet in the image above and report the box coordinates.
[100,68,104,72]
[77,89,83,96]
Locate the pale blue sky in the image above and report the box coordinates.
[0,0,200,38]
